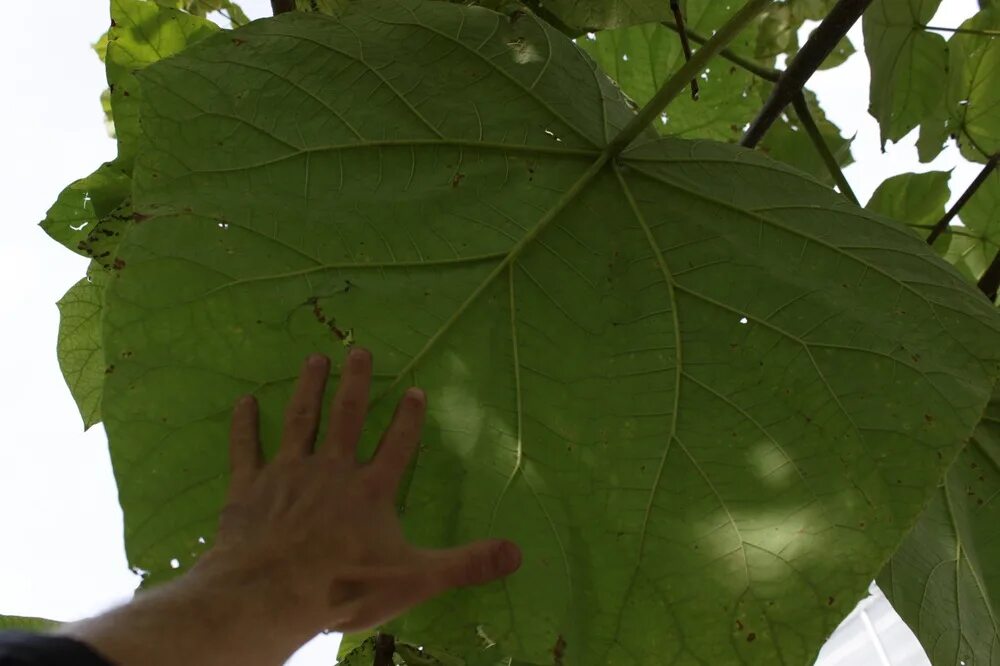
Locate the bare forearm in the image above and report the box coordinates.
[57,556,315,666]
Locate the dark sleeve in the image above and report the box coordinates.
[0,632,113,666]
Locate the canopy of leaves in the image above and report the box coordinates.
[80,3,1000,664]
[879,388,1000,665]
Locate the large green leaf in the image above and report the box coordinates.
[101,2,1000,664]
[948,7,1000,162]
[863,0,948,148]
[879,388,1000,666]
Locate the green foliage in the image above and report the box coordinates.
[37,0,1000,664]
[879,388,1000,666]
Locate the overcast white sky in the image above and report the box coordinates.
[0,1,982,664]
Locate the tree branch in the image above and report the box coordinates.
[670,1,700,100]
[978,250,1000,303]
[660,21,781,82]
[373,633,395,666]
[270,0,295,15]
[741,0,873,148]
[926,153,999,245]
[790,93,859,204]
[604,0,772,156]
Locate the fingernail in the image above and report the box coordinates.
[308,353,329,368]
[238,395,256,407]
[497,540,522,574]
[348,346,371,367]
[405,387,425,405]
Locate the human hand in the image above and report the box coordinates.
[197,347,522,635]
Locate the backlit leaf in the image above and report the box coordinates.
[0,615,59,631]
[98,3,1000,664]
[56,270,109,430]
[865,170,950,233]
[863,0,948,148]
[947,7,1000,162]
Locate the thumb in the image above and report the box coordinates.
[425,539,522,592]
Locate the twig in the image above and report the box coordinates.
[978,250,1000,303]
[741,0,873,148]
[373,633,395,666]
[270,0,295,14]
[926,153,999,245]
[923,24,1000,37]
[670,1,700,100]
[604,0,772,156]
[790,92,859,204]
[661,20,781,81]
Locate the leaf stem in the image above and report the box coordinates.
[922,24,1000,37]
[669,1,700,100]
[741,0,873,148]
[660,20,781,82]
[270,0,295,15]
[978,250,1000,303]
[605,0,773,156]
[927,153,999,245]
[791,92,858,204]
[373,633,395,666]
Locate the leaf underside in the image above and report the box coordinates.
[97,2,1000,664]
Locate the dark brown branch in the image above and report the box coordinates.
[670,1,700,100]
[270,0,295,14]
[373,633,395,666]
[978,250,1000,303]
[927,153,999,245]
[790,93,859,204]
[741,0,874,148]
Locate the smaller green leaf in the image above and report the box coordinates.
[755,4,798,58]
[335,636,376,665]
[863,0,949,147]
[916,113,951,163]
[879,389,1000,666]
[108,0,219,163]
[947,7,1000,162]
[953,168,1000,280]
[40,161,131,256]
[818,34,855,70]
[0,615,60,631]
[865,170,951,231]
[56,269,108,430]
[336,631,377,660]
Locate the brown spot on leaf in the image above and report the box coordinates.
[553,635,566,665]
[105,365,115,375]
[451,172,465,188]
[232,37,246,46]
[112,257,126,271]
[132,211,151,223]
[924,414,934,423]
[827,596,835,606]
[735,619,743,631]
[747,633,756,643]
